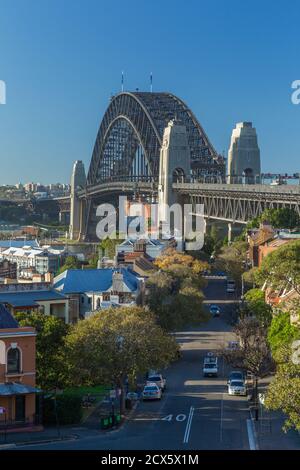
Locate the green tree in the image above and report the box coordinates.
[221,317,274,418]
[267,312,300,358]
[59,255,81,274]
[64,306,178,412]
[247,208,300,230]
[146,250,208,330]
[216,239,248,287]
[244,288,272,326]
[255,241,300,295]
[14,312,69,390]
[265,343,300,432]
[99,237,123,259]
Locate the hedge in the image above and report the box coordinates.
[42,393,83,425]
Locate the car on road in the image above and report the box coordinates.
[142,383,162,401]
[226,340,240,351]
[209,304,221,317]
[228,380,247,396]
[203,355,218,377]
[228,371,244,384]
[146,373,166,391]
[226,279,236,293]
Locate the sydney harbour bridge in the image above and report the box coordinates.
[57,91,300,242]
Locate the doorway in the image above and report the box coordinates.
[15,395,26,422]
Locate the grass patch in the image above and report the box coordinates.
[64,385,108,398]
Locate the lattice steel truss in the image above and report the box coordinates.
[174,183,300,223]
[87,92,225,185]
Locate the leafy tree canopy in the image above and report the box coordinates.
[64,306,178,393]
[247,208,300,230]
[14,311,69,390]
[267,312,300,357]
[255,240,300,295]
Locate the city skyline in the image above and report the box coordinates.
[0,0,299,184]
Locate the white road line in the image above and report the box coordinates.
[246,419,257,450]
[183,406,194,444]
[220,393,224,442]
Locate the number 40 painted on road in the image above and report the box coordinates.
[162,414,186,422]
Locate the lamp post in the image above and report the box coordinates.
[116,335,125,415]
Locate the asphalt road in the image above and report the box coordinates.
[19,279,250,450]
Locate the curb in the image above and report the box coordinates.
[248,408,260,450]
[13,434,78,447]
[0,444,17,450]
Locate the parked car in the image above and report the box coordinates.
[142,383,162,401]
[209,304,220,317]
[203,355,218,377]
[226,279,236,293]
[227,371,244,384]
[146,373,166,391]
[226,340,240,351]
[228,379,247,396]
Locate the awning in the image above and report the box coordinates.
[0,382,41,396]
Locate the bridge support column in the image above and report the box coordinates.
[158,119,190,225]
[228,222,233,244]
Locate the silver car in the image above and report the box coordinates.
[228,380,247,396]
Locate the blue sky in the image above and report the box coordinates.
[0,0,299,184]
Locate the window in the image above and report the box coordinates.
[7,348,21,374]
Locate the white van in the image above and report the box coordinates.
[203,356,218,377]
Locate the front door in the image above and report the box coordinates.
[15,395,25,422]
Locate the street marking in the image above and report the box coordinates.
[183,406,194,444]
[162,414,173,421]
[246,419,257,450]
[176,414,186,422]
[161,413,187,422]
[220,393,224,442]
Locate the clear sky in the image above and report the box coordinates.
[0,0,299,185]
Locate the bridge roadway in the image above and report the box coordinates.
[56,180,300,230]
[173,182,300,224]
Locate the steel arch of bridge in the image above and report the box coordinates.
[87,92,225,186]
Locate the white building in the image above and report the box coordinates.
[0,246,60,277]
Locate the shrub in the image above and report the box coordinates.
[42,393,83,425]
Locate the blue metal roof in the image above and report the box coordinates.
[0,382,40,396]
[0,240,39,249]
[0,304,19,328]
[0,290,67,308]
[53,268,138,294]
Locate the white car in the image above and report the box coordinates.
[203,356,218,377]
[146,373,166,391]
[228,380,247,396]
[142,383,162,401]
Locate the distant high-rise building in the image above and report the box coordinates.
[227,122,261,184]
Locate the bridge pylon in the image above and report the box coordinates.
[158,119,191,224]
[228,122,261,184]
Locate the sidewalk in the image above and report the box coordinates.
[254,409,300,450]
[251,376,300,450]
[0,394,137,447]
